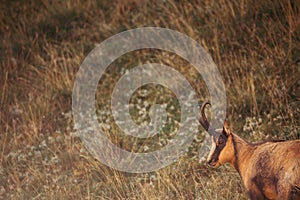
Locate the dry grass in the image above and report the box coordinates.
[0,0,299,199]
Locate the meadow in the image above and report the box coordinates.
[0,0,299,199]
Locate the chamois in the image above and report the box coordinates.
[196,101,300,200]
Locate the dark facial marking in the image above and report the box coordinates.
[217,134,227,148]
[210,134,228,163]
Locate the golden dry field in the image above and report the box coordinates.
[0,0,299,199]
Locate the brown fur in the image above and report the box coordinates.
[196,101,300,199]
[208,122,300,200]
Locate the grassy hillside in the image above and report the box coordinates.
[0,0,299,199]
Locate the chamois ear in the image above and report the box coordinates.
[223,121,231,137]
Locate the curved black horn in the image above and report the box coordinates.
[194,101,210,131]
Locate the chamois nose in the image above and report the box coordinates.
[207,156,217,166]
[207,158,213,165]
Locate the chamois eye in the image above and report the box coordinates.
[218,138,224,145]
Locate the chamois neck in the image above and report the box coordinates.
[231,133,254,174]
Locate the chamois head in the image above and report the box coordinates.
[196,101,234,168]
